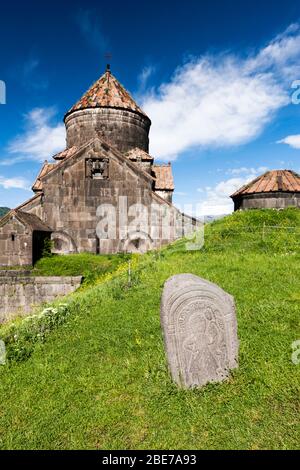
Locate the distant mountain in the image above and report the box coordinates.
[0,207,10,218]
[204,214,227,223]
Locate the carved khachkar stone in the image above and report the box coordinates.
[161,274,239,389]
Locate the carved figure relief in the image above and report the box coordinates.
[179,302,227,386]
[161,274,239,388]
[86,156,109,179]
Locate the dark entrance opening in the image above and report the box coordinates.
[32,231,52,265]
[96,236,100,254]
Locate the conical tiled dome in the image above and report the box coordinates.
[231,170,300,197]
[65,68,148,119]
[231,169,300,211]
[64,67,151,153]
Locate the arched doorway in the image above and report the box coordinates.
[51,231,77,255]
[123,231,153,254]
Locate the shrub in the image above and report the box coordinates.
[0,304,71,363]
[42,238,54,258]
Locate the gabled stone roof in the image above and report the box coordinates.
[125,147,154,162]
[39,137,154,186]
[32,161,56,192]
[0,209,51,232]
[231,170,300,197]
[152,164,175,191]
[16,211,52,231]
[15,193,43,212]
[64,68,149,120]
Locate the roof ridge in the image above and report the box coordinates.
[153,163,171,167]
[0,208,51,231]
[14,193,42,211]
[231,171,270,197]
[40,136,155,185]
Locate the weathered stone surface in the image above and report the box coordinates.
[0,212,51,267]
[161,274,239,389]
[234,192,300,211]
[0,275,82,323]
[16,139,192,257]
[0,69,201,265]
[65,107,150,154]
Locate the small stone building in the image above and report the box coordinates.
[0,210,51,266]
[231,169,300,211]
[0,66,196,266]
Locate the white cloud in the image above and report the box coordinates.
[227,166,268,175]
[5,107,65,164]
[0,176,30,190]
[196,167,266,216]
[141,24,300,160]
[277,134,300,149]
[245,24,300,80]
[3,23,300,171]
[137,65,156,94]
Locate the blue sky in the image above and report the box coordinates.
[1,0,300,215]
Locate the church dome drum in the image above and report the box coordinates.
[64,66,151,153]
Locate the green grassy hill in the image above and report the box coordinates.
[33,252,130,285]
[0,208,300,450]
[0,207,9,218]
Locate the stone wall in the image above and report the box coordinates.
[65,108,150,153]
[234,192,300,211]
[154,190,173,203]
[25,140,181,255]
[0,217,32,266]
[0,272,82,323]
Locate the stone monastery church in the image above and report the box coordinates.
[0,66,196,266]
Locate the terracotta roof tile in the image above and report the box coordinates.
[284,169,299,191]
[32,161,56,192]
[152,164,175,191]
[53,146,78,161]
[231,170,300,197]
[125,148,154,161]
[65,69,149,120]
[32,147,80,192]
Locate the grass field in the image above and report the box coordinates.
[0,252,130,285]
[33,252,130,285]
[0,208,299,449]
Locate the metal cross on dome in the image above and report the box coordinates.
[105,52,112,72]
